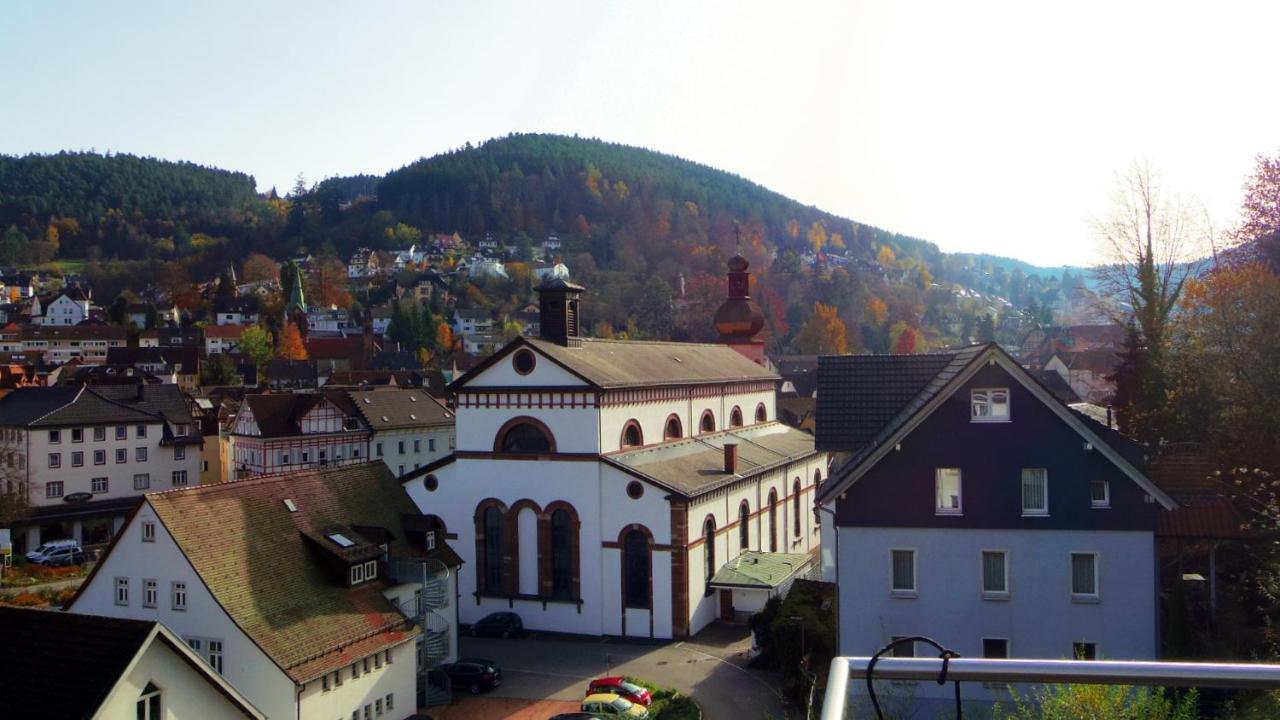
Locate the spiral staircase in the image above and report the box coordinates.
[388,557,453,708]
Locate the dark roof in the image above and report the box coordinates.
[1036,370,1080,403]
[0,608,153,718]
[461,336,777,391]
[212,297,259,314]
[106,346,201,370]
[238,391,361,437]
[816,347,982,452]
[1149,445,1226,501]
[349,388,454,430]
[21,325,127,341]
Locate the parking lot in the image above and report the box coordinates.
[444,624,790,720]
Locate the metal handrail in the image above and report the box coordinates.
[821,657,1280,720]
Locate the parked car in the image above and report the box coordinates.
[581,693,648,718]
[469,611,524,638]
[37,545,86,566]
[587,677,652,706]
[549,715,598,720]
[24,539,77,563]
[438,657,502,695]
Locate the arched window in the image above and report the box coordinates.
[622,529,651,609]
[550,508,575,599]
[703,516,717,595]
[738,501,750,550]
[494,417,555,454]
[663,414,683,441]
[768,489,778,552]
[793,479,802,537]
[729,406,743,428]
[755,403,767,423]
[479,504,505,593]
[699,410,716,434]
[620,420,644,449]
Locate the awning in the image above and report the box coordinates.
[708,551,811,590]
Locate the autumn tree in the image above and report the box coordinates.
[239,325,274,370]
[890,321,921,354]
[242,253,278,284]
[308,257,352,308]
[276,321,309,361]
[1236,152,1280,269]
[792,303,848,355]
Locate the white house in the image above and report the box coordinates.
[0,606,263,719]
[227,391,368,478]
[0,382,202,553]
[452,308,493,337]
[402,276,826,640]
[212,298,259,326]
[533,262,570,282]
[67,463,462,720]
[353,388,456,477]
[35,288,91,326]
[22,324,128,365]
[814,344,1177,709]
[204,324,247,355]
[307,306,351,333]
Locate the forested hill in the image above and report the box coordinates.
[0,135,1079,353]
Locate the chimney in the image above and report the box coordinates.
[724,443,739,475]
[535,278,585,347]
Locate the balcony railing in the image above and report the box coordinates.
[820,656,1280,720]
[385,556,450,610]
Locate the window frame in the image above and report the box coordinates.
[114,576,129,606]
[890,548,917,597]
[91,476,108,493]
[142,521,156,542]
[45,480,63,499]
[980,549,1009,599]
[1021,467,1049,516]
[143,578,158,608]
[172,581,187,611]
[47,452,60,469]
[982,637,1010,659]
[935,468,962,515]
[1070,551,1100,602]
[93,449,105,465]
[970,387,1010,422]
[134,473,151,491]
[93,426,106,442]
[1091,480,1111,508]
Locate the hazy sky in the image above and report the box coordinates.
[2,1,1277,267]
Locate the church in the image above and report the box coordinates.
[402,256,827,639]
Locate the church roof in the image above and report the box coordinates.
[514,337,777,389]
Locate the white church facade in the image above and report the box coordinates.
[403,267,827,639]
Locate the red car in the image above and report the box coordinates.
[586,677,653,706]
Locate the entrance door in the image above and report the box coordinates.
[718,589,734,621]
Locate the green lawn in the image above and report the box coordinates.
[17,259,88,274]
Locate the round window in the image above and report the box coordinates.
[626,481,644,500]
[513,348,536,375]
[424,475,439,492]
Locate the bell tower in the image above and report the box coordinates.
[713,247,767,364]
[536,278,585,347]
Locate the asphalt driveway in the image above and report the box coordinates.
[457,623,791,720]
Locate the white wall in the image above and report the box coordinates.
[97,634,260,719]
[297,640,415,720]
[70,506,298,720]
[458,405,599,454]
[835,527,1157,661]
[371,425,454,476]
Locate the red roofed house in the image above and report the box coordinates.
[67,462,462,719]
[205,324,248,355]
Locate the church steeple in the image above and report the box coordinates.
[713,228,766,364]
[282,260,306,319]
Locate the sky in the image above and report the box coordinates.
[2,1,1277,267]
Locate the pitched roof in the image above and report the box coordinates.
[349,388,454,430]
[815,344,1177,510]
[204,324,249,338]
[1158,499,1247,540]
[140,463,434,682]
[708,551,812,589]
[604,423,817,498]
[0,607,154,718]
[238,391,360,437]
[0,383,196,431]
[816,347,982,452]
[21,324,127,341]
[1052,348,1120,374]
[496,336,777,390]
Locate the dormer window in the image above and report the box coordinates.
[426,531,436,551]
[349,559,378,586]
[971,389,1010,422]
[173,423,189,437]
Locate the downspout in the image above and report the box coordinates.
[818,504,840,654]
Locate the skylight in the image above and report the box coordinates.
[327,533,355,548]
[409,395,417,402]
[283,499,297,512]
[363,397,371,404]
[409,414,417,420]
[381,415,389,422]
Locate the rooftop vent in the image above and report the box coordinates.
[283,499,297,512]
[409,396,417,402]
[724,443,739,475]
[363,397,371,404]
[381,415,389,422]
[327,533,354,548]
[409,414,417,420]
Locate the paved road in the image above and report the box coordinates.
[459,624,791,720]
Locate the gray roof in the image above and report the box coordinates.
[349,388,454,430]
[520,337,778,389]
[815,346,984,452]
[605,423,817,497]
[0,384,197,432]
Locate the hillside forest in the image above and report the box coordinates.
[0,134,1087,355]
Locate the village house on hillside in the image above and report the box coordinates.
[403,260,827,640]
[67,463,462,720]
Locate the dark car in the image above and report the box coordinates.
[587,677,653,706]
[39,546,86,567]
[469,611,524,638]
[439,657,502,694]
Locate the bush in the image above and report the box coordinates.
[995,684,1198,720]
[624,677,702,720]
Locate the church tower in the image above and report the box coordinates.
[713,253,767,365]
